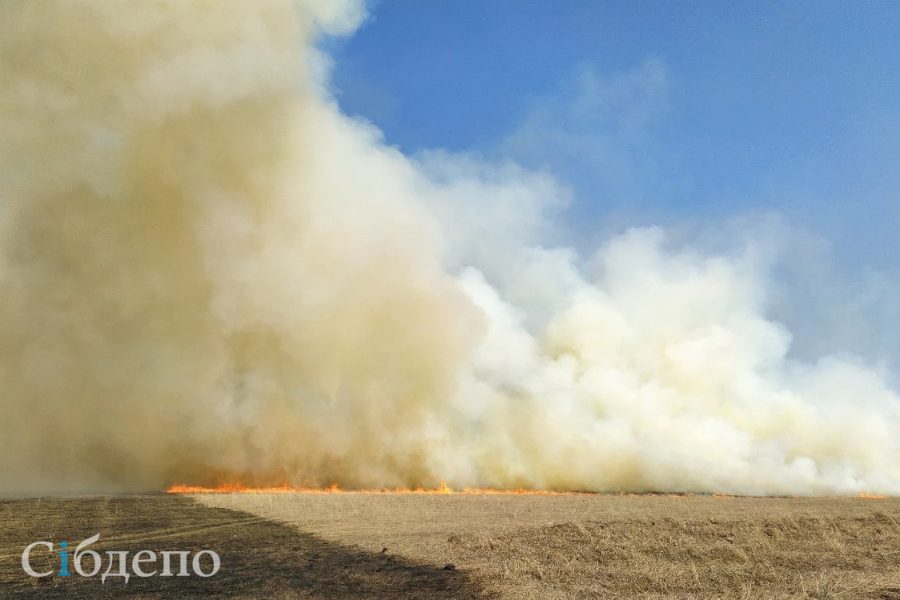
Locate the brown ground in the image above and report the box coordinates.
[1,494,899,598]
[199,493,900,599]
[0,495,485,599]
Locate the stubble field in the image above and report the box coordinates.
[1,493,899,598]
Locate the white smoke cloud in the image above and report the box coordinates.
[1,0,898,495]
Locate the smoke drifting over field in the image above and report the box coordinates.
[1,0,898,495]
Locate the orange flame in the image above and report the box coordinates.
[165,481,585,495]
[858,492,888,499]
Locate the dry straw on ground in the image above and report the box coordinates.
[199,492,900,599]
[2,494,898,598]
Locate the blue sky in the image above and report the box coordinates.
[327,1,900,271]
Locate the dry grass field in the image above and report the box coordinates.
[1,493,899,598]
[199,493,900,599]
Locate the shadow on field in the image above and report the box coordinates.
[0,495,492,599]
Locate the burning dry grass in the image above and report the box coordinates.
[196,493,900,599]
[166,482,585,495]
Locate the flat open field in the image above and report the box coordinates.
[1,494,899,599]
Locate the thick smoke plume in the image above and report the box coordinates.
[1,0,898,495]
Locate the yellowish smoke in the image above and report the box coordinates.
[1,0,898,496]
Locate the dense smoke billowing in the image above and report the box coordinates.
[2,0,898,495]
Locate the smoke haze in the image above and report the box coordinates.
[1,0,898,495]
